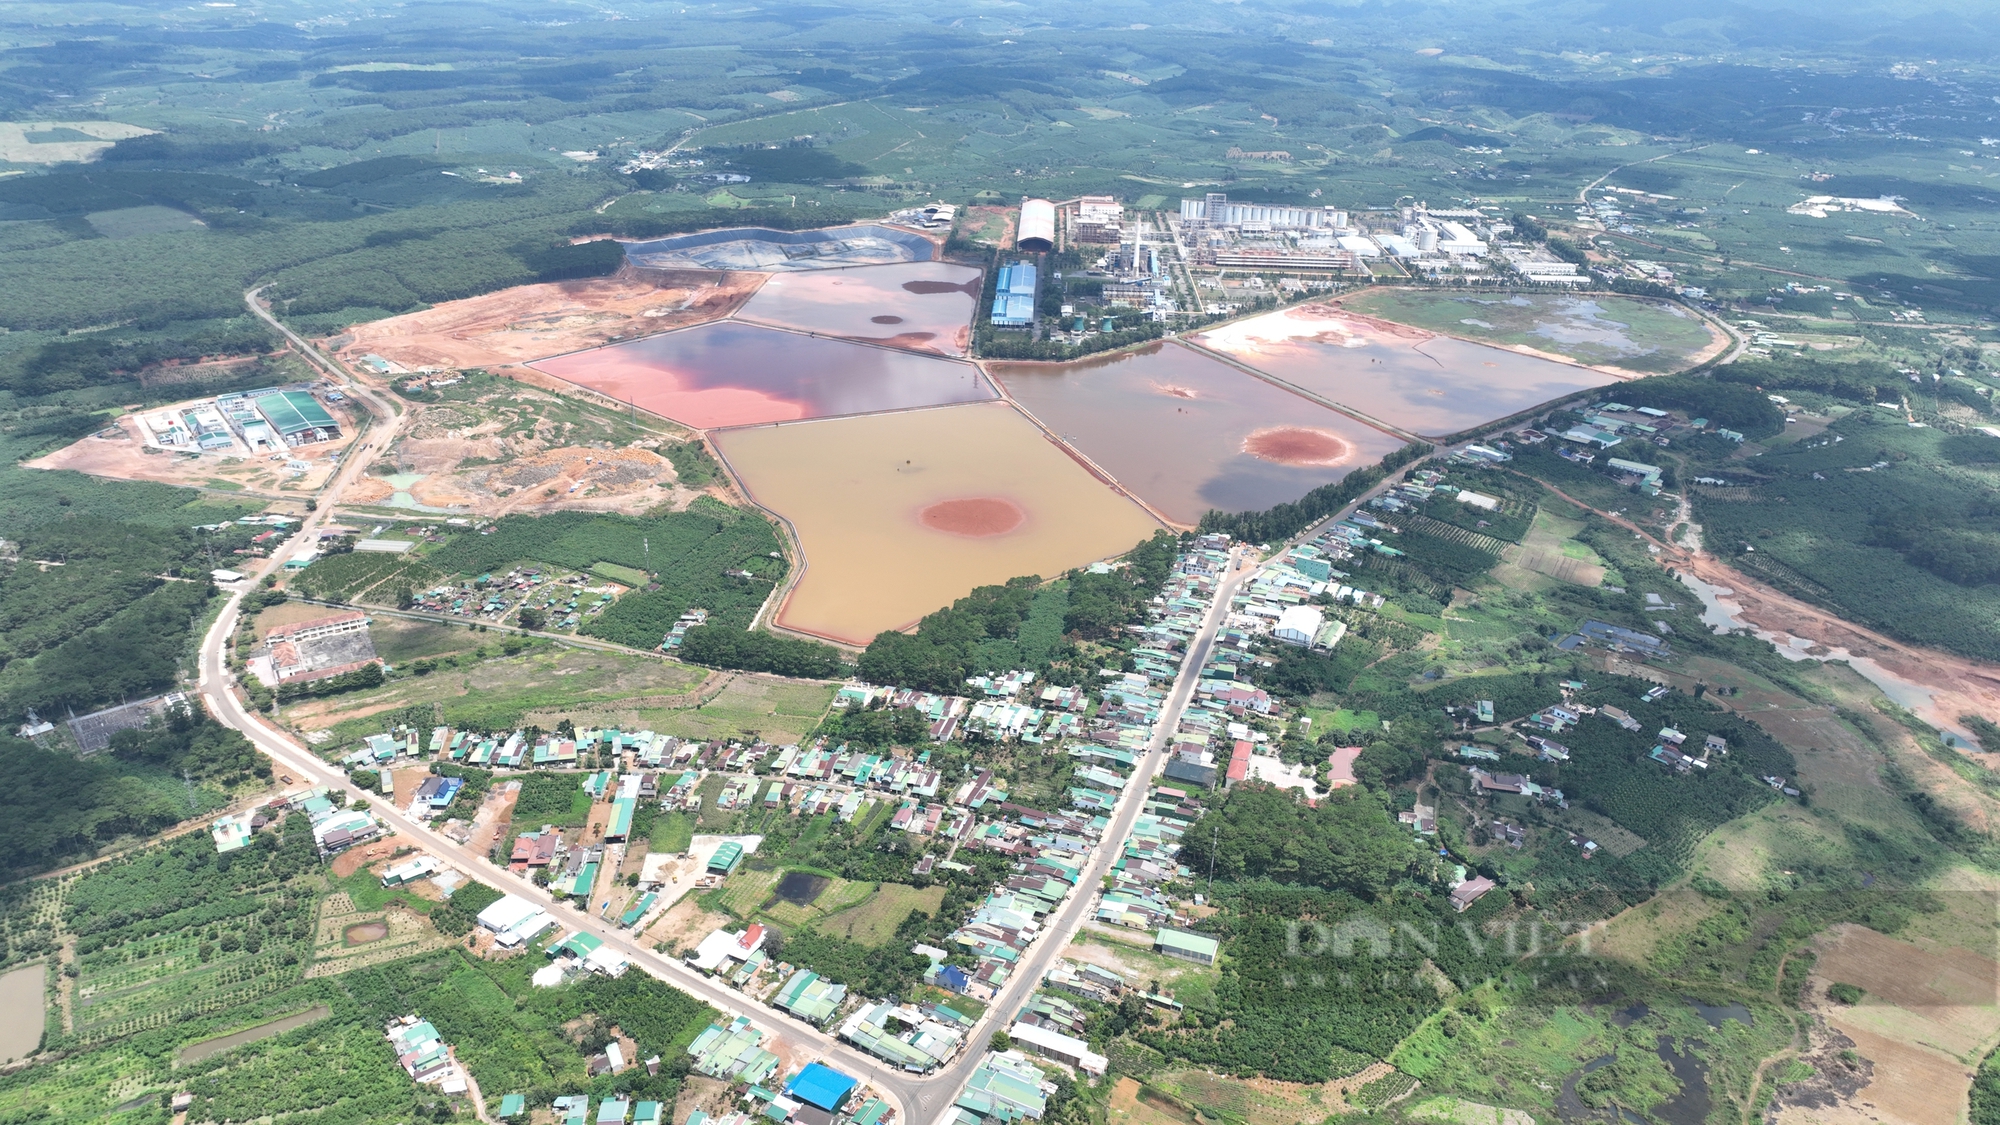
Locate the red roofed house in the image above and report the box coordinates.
[1450,876,1497,912]
[1325,747,1362,790]
[1224,740,1252,788]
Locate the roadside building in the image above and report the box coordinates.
[1006,1022,1107,1076]
[787,1062,859,1113]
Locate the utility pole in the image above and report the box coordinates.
[1206,824,1218,895]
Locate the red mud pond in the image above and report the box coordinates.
[532,321,995,430]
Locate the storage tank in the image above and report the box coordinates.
[1017,198,1056,252]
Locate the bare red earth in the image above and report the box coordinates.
[1241,426,1355,466]
[919,497,1026,537]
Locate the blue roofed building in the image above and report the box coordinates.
[990,261,1037,327]
[786,1062,859,1112]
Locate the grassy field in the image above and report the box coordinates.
[650,812,696,855]
[592,562,651,587]
[711,869,781,918]
[817,883,947,945]
[281,642,707,744]
[369,617,487,665]
[644,674,837,747]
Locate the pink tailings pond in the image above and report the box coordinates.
[712,401,1161,645]
[531,321,994,430]
[990,341,1407,526]
[1195,303,1617,438]
[734,262,982,356]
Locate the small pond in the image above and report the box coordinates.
[774,871,830,906]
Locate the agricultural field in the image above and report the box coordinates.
[282,639,707,747]
[8,816,322,1054]
[816,883,949,946]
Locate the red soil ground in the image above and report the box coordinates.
[1241,426,1356,467]
[918,497,1026,537]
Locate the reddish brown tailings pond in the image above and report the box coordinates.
[903,279,983,296]
[920,497,1025,537]
[1242,426,1355,467]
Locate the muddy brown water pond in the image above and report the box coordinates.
[175,1004,332,1066]
[0,963,44,1063]
[736,262,982,355]
[991,341,1406,526]
[534,321,995,430]
[1196,303,1619,439]
[713,401,1161,644]
[343,921,390,946]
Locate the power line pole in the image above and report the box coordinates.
[1206,824,1218,896]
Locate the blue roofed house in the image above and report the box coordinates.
[786,1062,859,1112]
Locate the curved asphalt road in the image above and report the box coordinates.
[200,286,1264,1125]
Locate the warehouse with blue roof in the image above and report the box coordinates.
[785,1062,858,1112]
[989,261,1037,327]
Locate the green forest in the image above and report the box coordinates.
[1687,373,2000,661]
[857,531,1176,692]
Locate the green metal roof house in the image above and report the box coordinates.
[773,969,846,1025]
[253,390,341,445]
[1153,928,1220,965]
[607,796,637,841]
[707,841,745,875]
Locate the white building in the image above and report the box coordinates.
[1180,193,1347,231]
[1273,605,1325,647]
[478,895,541,932]
[1077,195,1123,225]
[1007,1023,1108,1076]
[1018,199,1056,251]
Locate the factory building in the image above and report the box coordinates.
[251,390,342,446]
[1211,248,1357,272]
[1017,198,1056,251]
[1179,192,1348,231]
[1073,195,1124,244]
[990,261,1038,327]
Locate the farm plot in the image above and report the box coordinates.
[817,884,947,945]
[57,827,323,1047]
[287,551,445,604]
[305,891,451,978]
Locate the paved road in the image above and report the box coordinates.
[197,538,1254,1125]
[203,287,1263,1122]
[908,545,1256,1122]
[197,593,927,1114]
